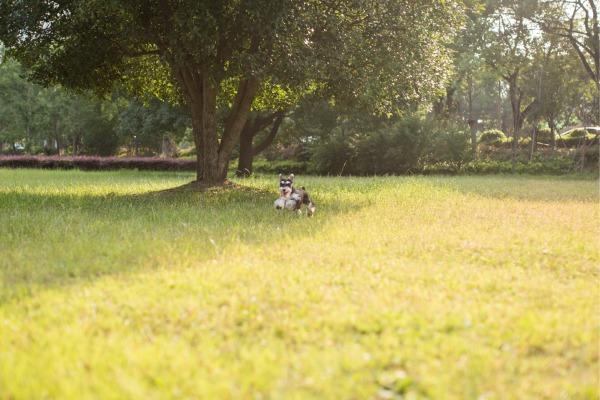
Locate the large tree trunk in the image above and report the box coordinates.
[183,69,259,184]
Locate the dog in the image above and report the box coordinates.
[274,174,316,216]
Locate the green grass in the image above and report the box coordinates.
[0,169,598,399]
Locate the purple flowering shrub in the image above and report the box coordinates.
[0,155,196,171]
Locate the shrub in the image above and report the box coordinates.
[178,146,196,158]
[309,131,356,175]
[536,128,555,144]
[519,137,531,146]
[251,159,309,175]
[310,117,472,175]
[557,130,598,148]
[567,129,587,138]
[428,121,472,166]
[478,129,506,144]
[354,117,432,174]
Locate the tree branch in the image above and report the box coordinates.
[218,76,260,161]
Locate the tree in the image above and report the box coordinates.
[525,35,590,150]
[116,97,190,156]
[479,0,540,169]
[538,0,599,124]
[0,58,47,152]
[0,0,461,185]
[234,83,304,175]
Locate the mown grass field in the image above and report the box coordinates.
[0,169,598,399]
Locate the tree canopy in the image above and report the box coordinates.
[0,0,462,183]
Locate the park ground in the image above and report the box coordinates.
[0,169,598,399]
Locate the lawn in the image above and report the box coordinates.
[0,169,598,399]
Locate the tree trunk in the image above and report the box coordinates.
[467,74,477,160]
[595,80,600,125]
[508,75,521,172]
[445,86,456,117]
[237,124,255,175]
[236,111,284,176]
[72,135,77,155]
[253,112,284,156]
[529,125,537,162]
[497,80,504,131]
[185,73,258,184]
[548,117,556,152]
[506,72,537,171]
[172,61,259,185]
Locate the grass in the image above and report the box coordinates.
[0,169,598,399]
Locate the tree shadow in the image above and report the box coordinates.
[0,182,369,304]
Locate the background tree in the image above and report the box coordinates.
[234,83,306,175]
[116,97,190,156]
[478,0,540,169]
[538,0,599,124]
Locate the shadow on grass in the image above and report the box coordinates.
[0,182,368,304]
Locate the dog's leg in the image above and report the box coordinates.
[306,201,316,217]
[301,191,316,217]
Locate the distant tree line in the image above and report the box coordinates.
[0,57,190,156]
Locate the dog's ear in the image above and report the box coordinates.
[288,173,294,182]
[279,173,283,181]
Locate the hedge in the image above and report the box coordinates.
[422,158,577,175]
[0,155,310,174]
[0,155,589,176]
[0,155,196,171]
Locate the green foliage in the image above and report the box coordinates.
[428,121,472,165]
[422,157,576,175]
[251,159,309,175]
[556,130,599,148]
[478,129,506,144]
[536,128,555,144]
[518,137,531,146]
[354,117,431,175]
[308,116,472,175]
[566,129,588,138]
[115,97,190,154]
[0,0,462,114]
[309,131,356,175]
[81,116,119,156]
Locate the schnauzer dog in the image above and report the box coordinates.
[274,174,316,216]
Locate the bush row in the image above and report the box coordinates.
[0,155,196,171]
[0,154,592,176]
[422,158,577,175]
[478,128,599,148]
[0,155,311,174]
[251,159,309,175]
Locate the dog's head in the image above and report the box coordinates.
[278,173,294,198]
